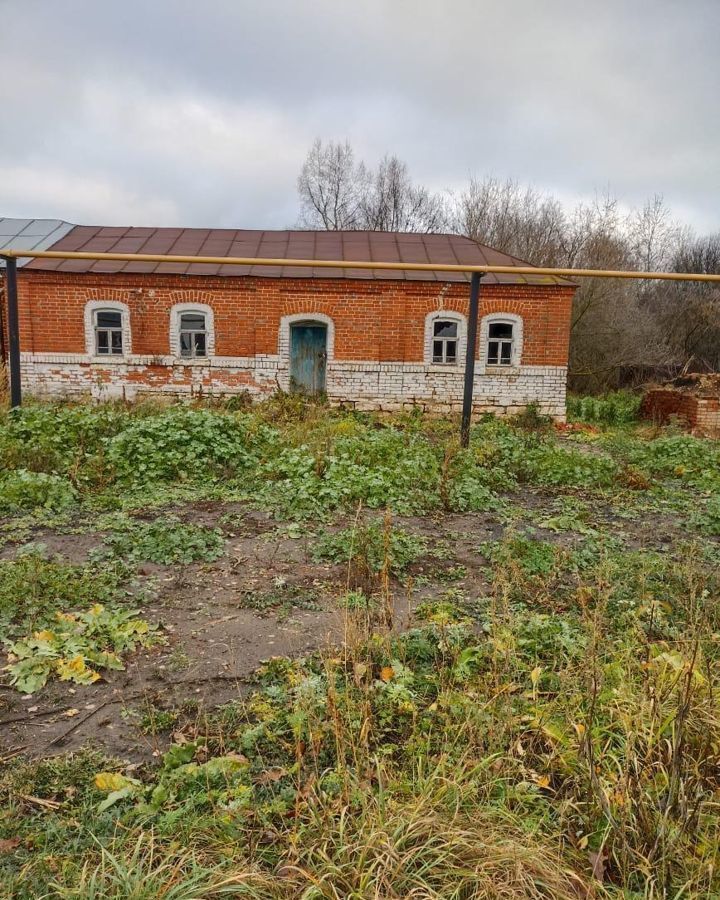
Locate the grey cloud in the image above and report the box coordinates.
[0,0,718,231]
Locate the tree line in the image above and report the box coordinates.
[297,140,720,390]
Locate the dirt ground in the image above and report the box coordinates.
[0,491,688,762]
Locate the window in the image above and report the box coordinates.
[487,321,514,366]
[179,312,207,358]
[432,319,458,364]
[94,309,124,355]
[169,303,214,358]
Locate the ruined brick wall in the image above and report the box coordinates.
[641,388,720,438]
[11,271,575,418]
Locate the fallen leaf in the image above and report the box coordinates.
[64,708,80,718]
[380,666,395,682]
[94,772,135,793]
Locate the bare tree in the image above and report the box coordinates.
[451,177,566,266]
[654,233,720,371]
[297,140,365,230]
[360,155,446,233]
[297,140,446,233]
[626,193,691,276]
[296,139,719,390]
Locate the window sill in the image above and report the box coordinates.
[171,357,212,366]
[88,355,130,365]
[482,364,521,375]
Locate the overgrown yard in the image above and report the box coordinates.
[0,392,719,898]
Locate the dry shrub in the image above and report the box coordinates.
[283,764,590,900]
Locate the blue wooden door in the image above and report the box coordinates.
[290,324,327,394]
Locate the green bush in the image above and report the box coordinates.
[313,520,426,574]
[467,418,618,490]
[106,409,273,485]
[323,429,441,514]
[691,496,720,535]
[512,610,587,666]
[0,469,77,512]
[520,444,618,488]
[254,446,331,519]
[611,433,720,492]
[483,535,559,578]
[98,515,225,565]
[0,403,127,475]
[568,391,641,425]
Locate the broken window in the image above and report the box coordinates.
[179,312,207,358]
[432,319,458,364]
[94,309,124,355]
[487,321,514,366]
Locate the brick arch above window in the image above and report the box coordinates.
[169,289,216,306]
[84,288,136,304]
[278,312,335,361]
[479,312,524,369]
[84,300,132,358]
[424,310,467,366]
[169,303,215,358]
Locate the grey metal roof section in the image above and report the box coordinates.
[0,218,75,267]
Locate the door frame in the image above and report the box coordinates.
[279,312,335,392]
[289,322,328,394]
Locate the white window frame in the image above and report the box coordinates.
[179,312,208,358]
[479,313,523,370]
[84,301,131,359]
[424,310,467,367]
[169,303,215,360]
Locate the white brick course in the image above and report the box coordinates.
[20,352,567,419]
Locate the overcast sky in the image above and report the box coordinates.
[1,0,718,233]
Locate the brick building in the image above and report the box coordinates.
[641,375,720,438]
[2,223,576,418]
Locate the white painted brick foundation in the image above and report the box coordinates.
[20,353,568,420]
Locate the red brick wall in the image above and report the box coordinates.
[11,271,574,366]
[641,388,720,438]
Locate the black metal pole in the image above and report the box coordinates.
[460,271,483,447]
[2,256,22,408]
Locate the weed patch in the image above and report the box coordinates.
[568,390,641,425]
[238,581,321,619]
[4,604,161,693]
[96,515,225,565]
[2,398,720,898]
[314,519,426,575]
[0,469,77,513]
[106,409,273,486]
[692,495,720,535]
[0,551,131,637]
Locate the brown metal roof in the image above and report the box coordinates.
[23,226,572,286]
